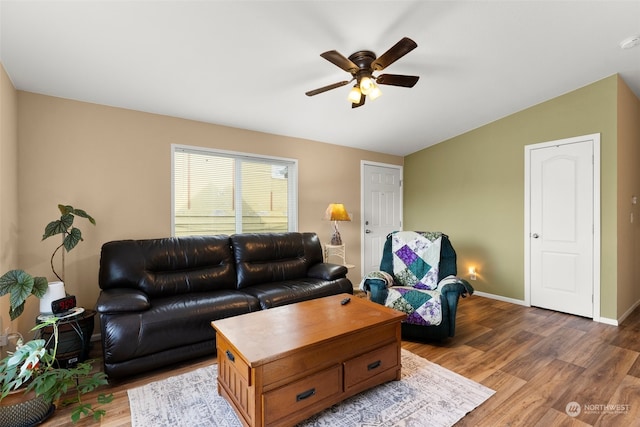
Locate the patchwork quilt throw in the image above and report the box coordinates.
[386,286,442,326]
[384,231,445,326]
[392,231,442,290]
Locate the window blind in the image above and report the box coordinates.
[173,146,297,236]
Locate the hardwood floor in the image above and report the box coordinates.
[42,295,640,426]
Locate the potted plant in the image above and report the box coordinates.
[40,204,96,314]
[42,204,96,283]
[0,270,112,424]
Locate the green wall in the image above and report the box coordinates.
[404,75,618,319]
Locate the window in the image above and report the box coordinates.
[172,145,297,236]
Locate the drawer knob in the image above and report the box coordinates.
[226,350,235,362]
[367,360,382,371]
[296,388,316,402]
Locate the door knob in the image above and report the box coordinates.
[365,229,372,234]
[532,233,540,238]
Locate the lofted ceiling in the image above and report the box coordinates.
[1,1,639,156]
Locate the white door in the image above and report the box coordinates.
[361,163,402,276]
[527,136,598,318]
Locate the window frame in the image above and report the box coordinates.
[171,144,298,236]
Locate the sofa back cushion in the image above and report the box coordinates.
[232,232,323,289]
[301,232,324,265]
[99,235,236,298]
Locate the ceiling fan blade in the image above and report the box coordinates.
[320,50,359,73]
[305,80,351,97]
[371,37,418,71]
[376,74,419,88]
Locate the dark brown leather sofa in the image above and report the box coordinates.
[96,232,353,379]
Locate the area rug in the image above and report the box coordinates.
[128,349,494,427]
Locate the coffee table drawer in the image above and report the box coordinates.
[218,337,251,386]
[343,343,398,389]
[263,364,342,424]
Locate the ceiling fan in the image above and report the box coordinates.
[305,37,419,108]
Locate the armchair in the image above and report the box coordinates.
[361,231,473,341]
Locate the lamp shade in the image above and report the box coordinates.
[325,203,351,221]
[347,86,362,104]
[369,85,382,100]
[359,77,375,95]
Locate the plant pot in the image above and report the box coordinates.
[0,389,54,427]
[39,281,66,314]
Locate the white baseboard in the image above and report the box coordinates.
[473,290,634,327]
[597,317,618,326]
[472,291,528,306]
[614,298,640,326]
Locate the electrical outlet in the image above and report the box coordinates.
[0,333,8,347]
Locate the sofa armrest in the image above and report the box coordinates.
[436,276,473,336]
[437,276,474,297]
[96,288,151,313]
[362,279,389,305]
[307,263,347,281]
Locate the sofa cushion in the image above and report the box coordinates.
[99,235,236,298]
[307,263,348,281]
[232,232,312,289]
[100,290,259,363]
[240,277,353,309]
[96,288,150,313]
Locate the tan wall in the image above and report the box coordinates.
[404,75,620,320]
[15,91,402,337]
[0,63,19,336]
[617,76,640,318]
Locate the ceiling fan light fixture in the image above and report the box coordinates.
[306,37,418,108]
[347,86,362,103]
[369,85,382,100]
[359,76,376,95]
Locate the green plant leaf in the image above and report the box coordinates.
[6,271,33,310]
[32,276,49,298]
[8,303,24,321]
[42,213,74,240]
[71,406,88,423]
[5,339,45,368]
[63,227,83,252]
[72,208,96,225]
[97,393,114,404]
[0,269,32,297]
[0,270,49,320]
[42,221,61,239]
[93,409,107,421]
[30,317,58,332]
[58,204,74,215]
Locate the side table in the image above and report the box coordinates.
[324,244,355,269]
[36,308,96,368]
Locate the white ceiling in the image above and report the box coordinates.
[1,1,639,156]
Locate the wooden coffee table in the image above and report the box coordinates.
[211,293,406,427]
